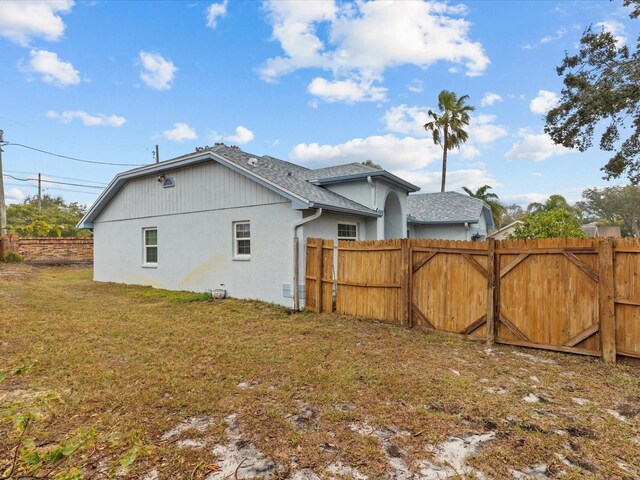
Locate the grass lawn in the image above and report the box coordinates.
[1,265,639,479]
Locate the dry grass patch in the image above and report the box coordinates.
[1,265,639,479]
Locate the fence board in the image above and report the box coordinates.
[613,238,640,357]
[306,236,640,362]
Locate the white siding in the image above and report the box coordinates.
[98,161,287,222]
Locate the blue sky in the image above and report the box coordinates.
[1,0,637,208]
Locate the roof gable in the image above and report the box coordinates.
[78,146,395,228]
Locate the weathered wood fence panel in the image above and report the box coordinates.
[305,236,640,362]
[410,239,488,339]
[496,238,602,357]
[304,238,334,313]
[613,238,640,359]
[336,239,403,323]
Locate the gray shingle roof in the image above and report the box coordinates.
[212,146,378,216]
[301,163,381,180]
[407,191,489,224]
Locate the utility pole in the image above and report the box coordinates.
[155,144,159,163]
[0,129,6,236]
[37,173,42,211]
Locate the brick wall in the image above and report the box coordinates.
[1,235,93,264]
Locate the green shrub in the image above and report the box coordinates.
[2,251,24,263]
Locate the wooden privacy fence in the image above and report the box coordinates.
[305,237,640,363]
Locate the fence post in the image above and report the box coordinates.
[599,238,616,363]
[486,237,497,345]
[315,239,324,312]
[400,238,411,326]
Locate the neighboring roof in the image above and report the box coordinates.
[79,145,417,228]
[582,224,622,238]
[598,226,621,237]
[488,220,523,237]
[407,191,494,228]
[582,225,598,238]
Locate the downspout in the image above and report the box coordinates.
[292,208,324,310]
[367,176,376,210]
[464,221,470,241]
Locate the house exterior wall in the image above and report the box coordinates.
[99,161,286,222]
[93,160,303,307]
[325,179,408,239]
[490,224,517,239]
[409,215,488,241]
[94,202,301,306]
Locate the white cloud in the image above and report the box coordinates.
[407,79,424,93]
[469,114,507,144]
[480,92,501,106]
[382,105,506,145]
[529,90,559,115]
[163,123,197,142]
[224,125,254,145]
[206,1,227,29]
[6,187,26,205]
[308,76,387,103]
[0,0,74,46]
[260,0,489,103]
[523,27,566,49]
[20,49,80,87]
[138,51,177,91]
[47,110,126,127]
[383,104,429,137]
[502,192,551,205]
[505,129,570,161]
[596,20,626,47]
[290,134,443,171]
[540,28,566,44]
[401,168,500,192]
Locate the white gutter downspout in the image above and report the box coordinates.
[464,222,470,241]
[367,176,376,209]
[292,208,323,310]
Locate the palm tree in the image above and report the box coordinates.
[462,185,505,228]
[424,90,475,192]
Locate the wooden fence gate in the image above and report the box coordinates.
[305,237,640,362]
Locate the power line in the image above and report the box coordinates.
[5,169,109,185]
[4,182,100,196]
[3,142,145,167]
[3,173,105,189]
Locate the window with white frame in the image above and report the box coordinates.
[143,228,158,265]
[233,221,251,258]
[338,223,358,241]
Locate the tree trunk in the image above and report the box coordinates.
[441,126,448,192]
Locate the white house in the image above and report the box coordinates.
[489,220,523,239]
[407,192,494,241]
[78,144,419,308]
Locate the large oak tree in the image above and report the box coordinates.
[545,0,640,182]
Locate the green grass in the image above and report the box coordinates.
[1,266,639,479]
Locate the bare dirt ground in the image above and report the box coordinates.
[1,265,639,479]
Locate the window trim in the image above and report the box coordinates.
[142,227,158,267]
[233,221,251,260]
[337,222,358,241]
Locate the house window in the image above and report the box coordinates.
[143,228,158,265]
[338,223,358,241]
[233,221,251,259]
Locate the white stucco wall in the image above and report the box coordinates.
[94,202,301,307]
[325,179,408,240]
